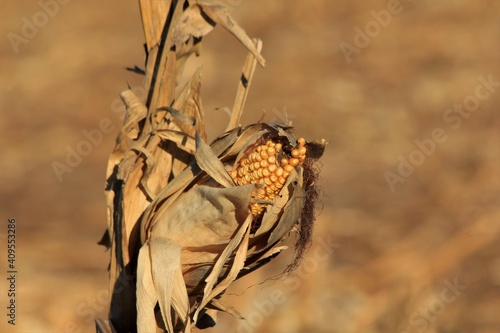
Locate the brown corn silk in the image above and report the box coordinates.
[98,1,325,332]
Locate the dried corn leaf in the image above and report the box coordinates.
[136,243,158,333]
[147,184,254,247]
[266,173,304,246]
[172,4,215,45]
[255,168,299,237]
[95,318,117,333]
[171,68,207,141]
[194,213,252,322]
[208,298,244,319]
[138,0,170,52]
[149,237,182,333]
[226,38,262,131]
[141,182,254,329]
[194,133,235,188]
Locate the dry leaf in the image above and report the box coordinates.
[172,4,215,45]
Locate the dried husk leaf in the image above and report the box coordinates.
[207,298,244,319]
[194,213,252,309]
[136,243,159,333]
[95,318,116,333]
[194,132,235,188]
[172,4,215,45]
[138,0,170,52]
[226,38,263,131]
[149,238,182,333]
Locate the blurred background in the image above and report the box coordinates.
[1,0,499,332]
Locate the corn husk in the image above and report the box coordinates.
[98,1,325,332]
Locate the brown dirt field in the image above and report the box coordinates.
[1,1,499,332]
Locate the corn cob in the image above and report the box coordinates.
[230,137,307,215]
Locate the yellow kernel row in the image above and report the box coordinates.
[231,138,307,216]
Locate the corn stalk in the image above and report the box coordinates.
[96,1,325,332]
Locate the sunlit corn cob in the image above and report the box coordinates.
[230,137,307,215]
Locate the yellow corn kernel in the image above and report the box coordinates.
[289,158,299,167]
